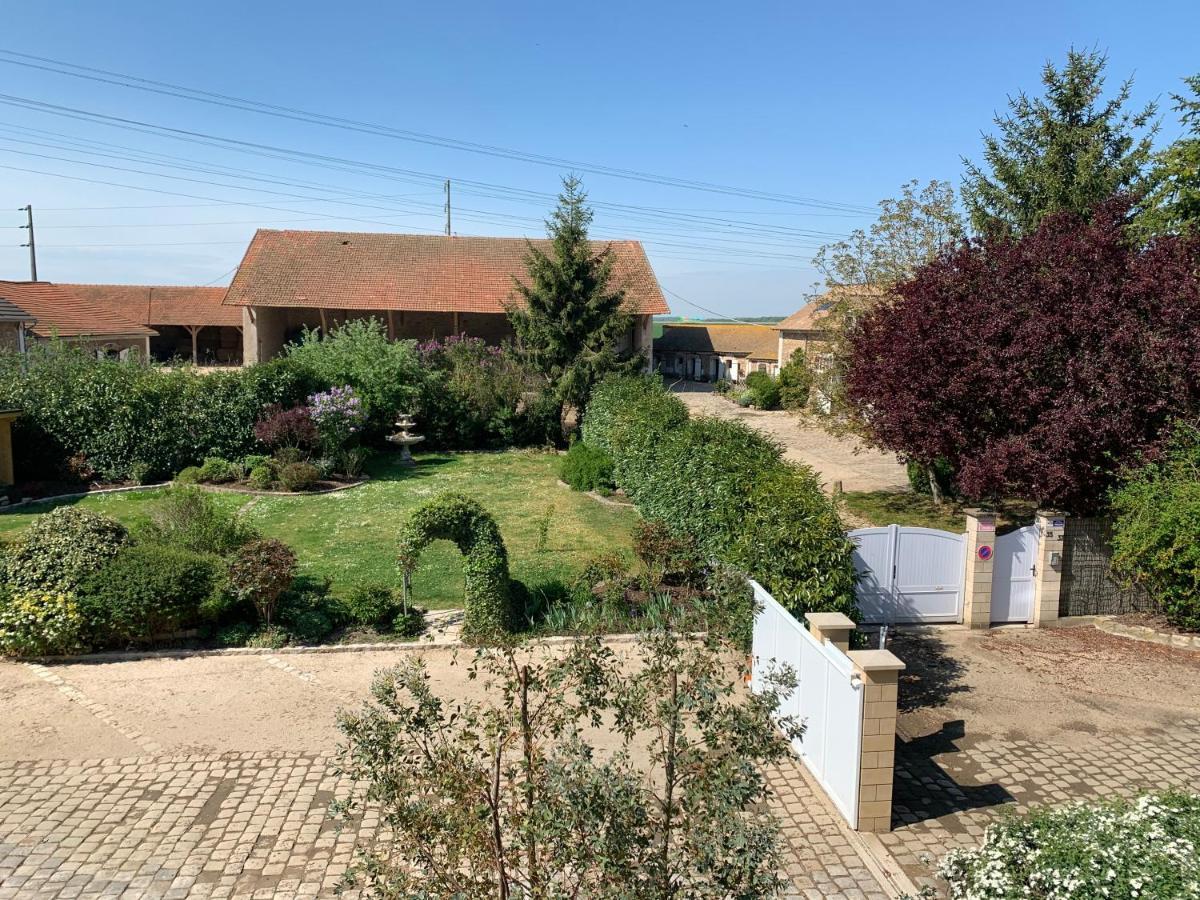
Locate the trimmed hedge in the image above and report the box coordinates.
[397,492,513,640]
[583,375,856,619]
[79,544,221,644]
[0,345,317,481]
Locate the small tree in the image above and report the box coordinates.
[507,176,645,433]
[332,630,800,899]
[227,538,297,626]
[962,48,1158,238]
[777,348,813,411]
[845,200,1200,512]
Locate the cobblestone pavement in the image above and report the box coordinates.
[877,626,1200,896]
[0,650,894,899]
[0,753,365,900]
[767,759,892,900]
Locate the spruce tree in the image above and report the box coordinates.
[962,49,1158,238]
[507,176,643,429]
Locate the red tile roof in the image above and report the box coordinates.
[775,285,886,331]
[655,324,779,360]
[223,230,670,315]
[60,284,241,327]
[0,282,155,338]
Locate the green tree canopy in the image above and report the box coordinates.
[962,48,1158,237]
[507,176,644,428]
[1138,74,1200,238]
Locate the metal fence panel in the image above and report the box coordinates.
[1060,517,1155,617]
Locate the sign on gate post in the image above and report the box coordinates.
[962,509,997,628]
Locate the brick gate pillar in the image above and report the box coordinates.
[1032,510,1068,626]
[847,649,905,832]
[805,611,855,652]
[962,508,997,628]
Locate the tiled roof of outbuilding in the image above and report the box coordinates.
[61,284,241,327]
[0,281,155,338]
[222,230,669,315]
[655,323,778,360]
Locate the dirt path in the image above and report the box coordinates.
[672,384,908,492]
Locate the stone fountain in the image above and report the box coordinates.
[387,414,425,466]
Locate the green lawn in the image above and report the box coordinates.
[0,451,639,609]
[840,490,1036,532]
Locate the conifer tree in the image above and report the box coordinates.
[962,49,1158,237]
[508,176,644,430]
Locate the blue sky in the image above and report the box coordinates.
[0,0,1196,317]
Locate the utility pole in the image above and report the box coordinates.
[18,205,37,281]
[444,179,451,236]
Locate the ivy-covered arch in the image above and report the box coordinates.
[397,492,514,640]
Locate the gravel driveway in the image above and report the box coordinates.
[671,383,907,492]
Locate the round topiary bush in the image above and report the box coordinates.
[4,507,129,593]
[397,492,513,641]
[560,440,615,493]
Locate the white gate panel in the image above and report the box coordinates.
[750,581,863,827]
[848,527,895,624]
[850,525,965,624]
[893,528,966,623]
[992,525,1037,623]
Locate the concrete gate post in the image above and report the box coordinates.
[1032,510,1068,627]
[962,508,997,628]
[805,611,855,652]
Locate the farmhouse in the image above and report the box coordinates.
[222,230,669,365]
[0,280,155,357]
[654,323,780,382]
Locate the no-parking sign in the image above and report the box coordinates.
[977,545,993,561]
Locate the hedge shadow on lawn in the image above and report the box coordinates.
[364,453,458,483]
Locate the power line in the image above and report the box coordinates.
[660,286,792,325]
[202,265,238,286]
[0,48,877,213]
[0,99,850,242]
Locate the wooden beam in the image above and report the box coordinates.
[319,309,328,333]
[184,324,203,365]
[387,310,396,341]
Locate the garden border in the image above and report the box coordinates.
[1092,615,1200,651]
[185,478,369,498]
[25,630,690,665]
[2,483,164,510]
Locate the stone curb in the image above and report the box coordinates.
[554,479,635,508]
[2,483,164,509]
[1093,616,1200,652]
[28,630,676,665]
[182,479,368,497]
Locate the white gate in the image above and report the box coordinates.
[750,581,863,827]
[850,525,966,624]
[991,525,1037,623]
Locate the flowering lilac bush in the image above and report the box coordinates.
[307,385,367,454]
[926,791,1200,899]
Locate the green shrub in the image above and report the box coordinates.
[0,590,87,657]
[560,440,615,492]
[79,544,221,644]
[139,486,260,555]
[276,578,346,644]
[344,584,400,630]
[278,461,321,492]
[935,791,1200,899]
[244,625,289,649]
[1111,424,1200,630]
[247,465,275,490]
[4,508,129,593]
[582,374,688,460]
[284,319,424,439]
[391,606,427,638]
[128,461,154,485]
[632,519,701,589]
[227,539,297,626]
[584,375,856,620]
[242,454,272,471]
[777,348,813,411]
[398,492,513,641]
[744,371,781,409]
[176,466,202,484]
[196,456,239,484]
